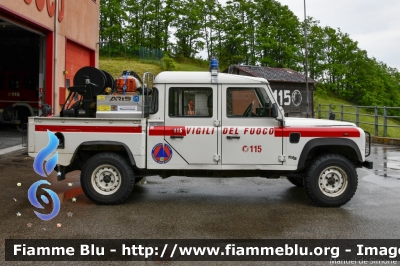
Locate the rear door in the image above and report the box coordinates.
[221,85,282,165]
[164,85,218,165]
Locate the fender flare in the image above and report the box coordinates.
[297,138,362,170]
[12,103,35,116]
[71,141,136,165]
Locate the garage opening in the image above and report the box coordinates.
[0,18,45,125]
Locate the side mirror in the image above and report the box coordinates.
[42,104,52,117]
[272,103,279,118]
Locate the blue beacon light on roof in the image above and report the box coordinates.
[210,57,219,84]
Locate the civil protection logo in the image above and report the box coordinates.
[151,143,173,164]
[28,130,60,221]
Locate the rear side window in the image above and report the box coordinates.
[149,87,159,114]
[169,87,213,117]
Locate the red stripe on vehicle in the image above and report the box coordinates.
[274,127,360,138]
[149,126,165,136]
[149,126,186,136]
[35,125,142,133]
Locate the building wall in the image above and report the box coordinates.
[1,0,99,52]
[0,0,100,114]
[231,68,315,117]
[1,1,54,30]
[270,82,314,118]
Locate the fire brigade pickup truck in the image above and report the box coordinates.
[27,64,372,207]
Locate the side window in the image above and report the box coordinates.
[23,72,38,90]
[149,87,159,114]
[8,74,20,90]
[169,87,213,117]
[227,87,272,118]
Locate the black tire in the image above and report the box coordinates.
[287,175,304,187]
[3,106,13,121]
[80,152,135,204]
[304,154,358,207]
[16,107,31,124]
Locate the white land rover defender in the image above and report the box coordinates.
[28,62,372,207]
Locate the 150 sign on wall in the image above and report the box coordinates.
[273,90,303,107]
[24,0,65,22]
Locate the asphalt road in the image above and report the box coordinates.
[0,125,25,150]
[0,143,399,266]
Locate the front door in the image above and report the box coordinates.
[221,85,282,165]
[164,85,218,165]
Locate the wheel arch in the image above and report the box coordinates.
[297,138,362,170]
[12,103,34,116]
[70,141,136,169]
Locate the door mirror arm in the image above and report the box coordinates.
[272,103,285,127]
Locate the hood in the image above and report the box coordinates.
[284,117,356,127]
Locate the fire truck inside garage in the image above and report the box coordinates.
[0,18,43,128]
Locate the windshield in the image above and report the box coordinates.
[256,87,271,107]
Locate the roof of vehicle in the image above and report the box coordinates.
[154,71,269,84]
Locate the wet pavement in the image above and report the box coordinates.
[366,144,400,185]
[0,143,400,265]
[0,126,25,150]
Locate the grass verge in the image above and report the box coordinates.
[315,90,400,138]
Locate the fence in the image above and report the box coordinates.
[317,104,400,137]
[99,43,163,61]
[139,47,163,61]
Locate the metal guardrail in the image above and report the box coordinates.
[317,104,400,137]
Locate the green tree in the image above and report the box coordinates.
[199,0,220,60]
[300,18,326,80]
[254,0,302,70]
[100,0,128,56]
[220,0,248,64]
[172,0,204,58]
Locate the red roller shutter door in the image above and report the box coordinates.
[65,41,91,87]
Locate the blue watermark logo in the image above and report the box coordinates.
[28,130,61,221]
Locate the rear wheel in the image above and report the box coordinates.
[81,152,135,204]
[304,154,358,207]
[2,106,13,121]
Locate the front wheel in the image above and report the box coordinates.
[304,154,358,207]
[81,153,135,204]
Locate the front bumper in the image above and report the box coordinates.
[362,160,373,169]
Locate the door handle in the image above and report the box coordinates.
[170,136,184,139]
[227,136,240,139]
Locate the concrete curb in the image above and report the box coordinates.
[372,136,400,147]
[0,144,25,155]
